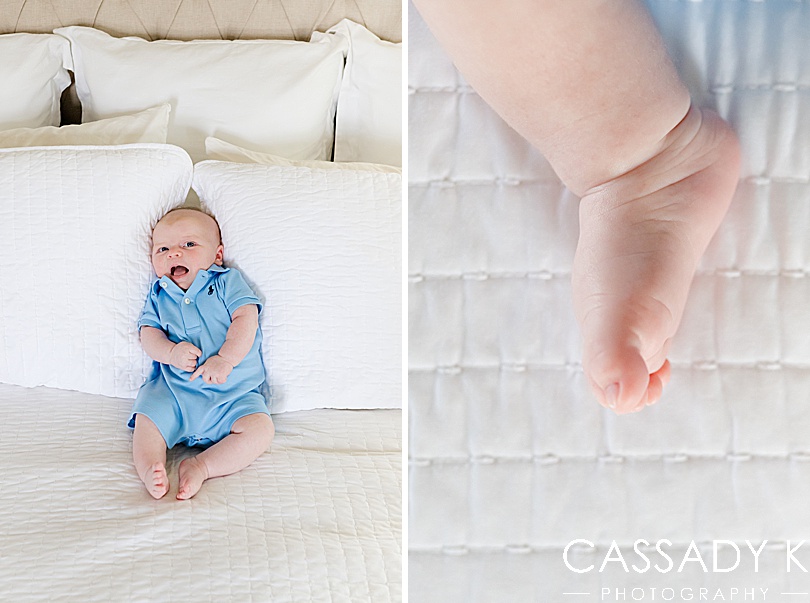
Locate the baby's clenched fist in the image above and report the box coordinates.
[169,341,202,372]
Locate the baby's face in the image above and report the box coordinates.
[151,209,224,291]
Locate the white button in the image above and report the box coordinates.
[184,298,191,304]
[160,282,167,288]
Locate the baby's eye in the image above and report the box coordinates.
[156,246,168,253]
[184,241,197,248]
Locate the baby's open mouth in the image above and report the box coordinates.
[171,265,189,277]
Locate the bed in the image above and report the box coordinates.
[0,3,402,601]
[0,385,400,601]
[409,0,810,600]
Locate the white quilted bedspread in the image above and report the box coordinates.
[409,1,810,600]
[0,384,401,602]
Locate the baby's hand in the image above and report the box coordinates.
[169,341,202,372]
[189,355,233,384]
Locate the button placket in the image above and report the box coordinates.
[178,270,211,333]
[180,292,201,332]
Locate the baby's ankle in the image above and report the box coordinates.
[582,106,740,212]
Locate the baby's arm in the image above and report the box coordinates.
[190,304,259,384]
[217,304,260,366]
[140,326,175,364]
[141,326,201,372]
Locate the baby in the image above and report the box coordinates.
[414,0,741,414]
[128,207,274,500]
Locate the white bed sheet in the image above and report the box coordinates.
[0,383,401,602]
[409,0,810,599]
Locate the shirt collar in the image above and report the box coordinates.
[153,263,229,295]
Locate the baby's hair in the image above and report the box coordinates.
[157,206,222,244]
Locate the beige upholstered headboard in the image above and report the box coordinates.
[1,0,401,41]
[2,0,402,124]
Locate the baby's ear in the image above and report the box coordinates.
[215,244,224,265]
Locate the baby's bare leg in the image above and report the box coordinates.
[415,0,740,413]
[132,414,169,499]
[414,0,692,194]
[176,413,274,500]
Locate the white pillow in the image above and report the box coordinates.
[0,144,192,398]
[192,161,401,413]
[55,26,348,163]
[0,104,170,147]
[313,20,402,167]
[0,33,72,129]
[205,136,401,174]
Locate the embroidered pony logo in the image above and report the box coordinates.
[208,285,214,295]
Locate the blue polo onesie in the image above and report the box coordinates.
[127,263,270,448]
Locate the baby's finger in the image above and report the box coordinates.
[190,346,202,358]
[189,365,204,381]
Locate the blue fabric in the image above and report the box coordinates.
[127,264,270,448]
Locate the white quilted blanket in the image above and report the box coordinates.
[409,0,810,600]
[0,384,401,602]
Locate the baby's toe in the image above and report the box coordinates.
[146,463,169,499]
[634,372,664,412]
[644,360,671,407]
[585,340,651,414]
[176,458,207,500]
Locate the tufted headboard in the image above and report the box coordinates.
[3,0,402,123]
[1,0,401,41]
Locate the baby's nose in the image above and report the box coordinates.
[168,247,182,257]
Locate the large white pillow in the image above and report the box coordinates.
[0,104,170,147]
[0,33,72,129]
[55,26,348,163]
[205,136,401,174]
[0,144,191,398]
[313,20,402,167]
[192,161,401,413]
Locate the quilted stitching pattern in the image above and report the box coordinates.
[0,144,191,398]
[409,0,810,599]
[0,383,401,601]
[0,0,401,42]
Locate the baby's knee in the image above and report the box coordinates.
[233,413,275,450]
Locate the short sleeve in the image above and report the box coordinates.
[218,268,262,316]
[137,289,162,330]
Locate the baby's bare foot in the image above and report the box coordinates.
[573,106,740,414]
[176,456,209,500]
[141,462,169,499]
